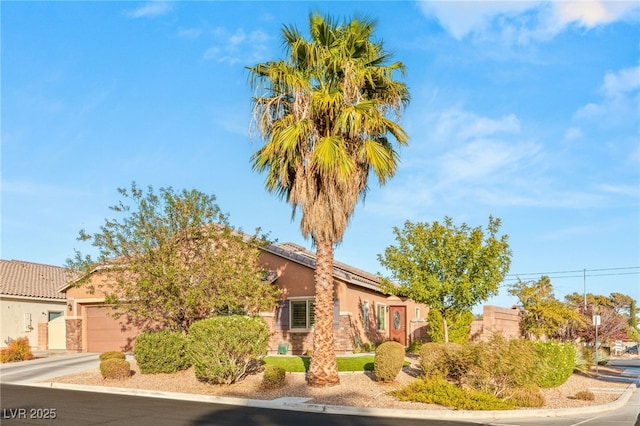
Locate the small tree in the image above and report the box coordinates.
[378,216,511,343]
[508,276,583,340]
[67,183,280,333]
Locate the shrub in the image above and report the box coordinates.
[391,376,515,410]
[262,365,286,389]
[406,339,425,354]
[187,315,269,384]
[374,341,405,382]
[533,341,575,388]
[574,345,592,373]
[419,342,453,379]
[573,390,595,401]
[594,348,610,365]
[0,337,34,363]
[464,337,537,397]
[100,359,131,379]
[99,351,126,361]
[507,387,546,408]
[134,329,190,374]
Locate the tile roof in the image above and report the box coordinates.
[0,260,72,300]
[263,242,385,292]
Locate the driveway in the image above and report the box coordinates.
[0,353,100,384]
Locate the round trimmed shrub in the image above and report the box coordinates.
[134,329,190,374]
[533,341,575,388]
[99,351,126,361]
[262,365,286,389]
[100,358,131,379]
[187,315,270,384]
[374,340,405,382]
[419,343,450,378]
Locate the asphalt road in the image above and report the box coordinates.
[0,383,478,426]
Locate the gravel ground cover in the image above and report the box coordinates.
[45,357,635,411]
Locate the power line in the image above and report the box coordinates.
[503,266,640,282]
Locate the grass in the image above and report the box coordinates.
[263,355,375,372]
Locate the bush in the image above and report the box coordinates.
[374,341,405,382]
[391,376,515,410]
[99,351,126,361]
[134,329,190,374]
[419,343,453,379]
[262,365,286,389]
[100,359,131,379]
[533,341,575,388]
[463,337,537,397]
[594,348,610,365]
[508,387,546,408]
[187,315,269,384]
[574,345,592,373]
[0,337,34,363]
[573,390,595,401]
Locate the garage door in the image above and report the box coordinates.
[86,306,141,353]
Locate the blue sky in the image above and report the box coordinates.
[3,1,639,312]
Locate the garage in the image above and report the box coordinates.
[85,305,141,353]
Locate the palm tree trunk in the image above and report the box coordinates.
[307,238,340,387]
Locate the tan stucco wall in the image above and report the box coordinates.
[0,296,66,349]
[470,305,522,342]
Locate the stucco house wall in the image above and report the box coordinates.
[0,260,69,350]
[259,243,428,355]
[64,241,429,354]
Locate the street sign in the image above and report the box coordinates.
[592,315,601,326]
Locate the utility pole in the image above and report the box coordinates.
[583,268,587,310]
[593,314,601,376]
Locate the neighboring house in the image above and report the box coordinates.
[62,242,429,354]
[0,260,70,350]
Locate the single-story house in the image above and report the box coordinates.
[259,243,429,354]
[62,242,429,354]
[0,260,70,350]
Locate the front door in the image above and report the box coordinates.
[388,306,406,346]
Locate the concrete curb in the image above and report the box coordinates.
[27,380,639,420]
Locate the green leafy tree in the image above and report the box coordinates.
[248,13,409,386]
[378,216,511,343]
[427,308,473,344]
[508,276,583,340]
[67,183,279,333]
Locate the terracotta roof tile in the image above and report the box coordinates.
[0,260,71,300]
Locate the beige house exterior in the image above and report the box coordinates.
[63,242,429,354]
[0,260,70,350]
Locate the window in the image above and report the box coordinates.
[377,304,387,331]
[415,307,420,320]
[363,300,369,330]
[290,299,315,329]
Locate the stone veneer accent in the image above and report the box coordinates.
[261,313,355,355]
[65,318,82,352]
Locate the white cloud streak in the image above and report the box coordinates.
[203,28,271,65]
[124,2,173,19]
[417,0,640,43]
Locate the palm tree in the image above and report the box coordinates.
[248,13,409,387]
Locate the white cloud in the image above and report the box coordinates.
[416,0,640,43]
[574,65,640,122]
[203,28,271,65]
[124,2,173,19]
